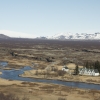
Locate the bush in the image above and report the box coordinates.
[35,70,38,75]
[0,92,29,100]
[51,66,58,72]
[57,70,66,76]
[58,97,67,100]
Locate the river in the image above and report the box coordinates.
[0,62,100,90]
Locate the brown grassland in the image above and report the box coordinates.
[0,38,100,100]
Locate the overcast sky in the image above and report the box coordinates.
[0,0,100,38]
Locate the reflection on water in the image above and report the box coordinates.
[0,62,100,90]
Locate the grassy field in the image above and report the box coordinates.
[0,78,100,100]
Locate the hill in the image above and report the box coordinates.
[0,34,10,39]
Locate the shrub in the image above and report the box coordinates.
[0,92,29,100]
[57,70,66,76]
[35,70,38,75]
[58,97,67,100]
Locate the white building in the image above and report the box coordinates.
[62,66,69,72]
[79,67,99,76]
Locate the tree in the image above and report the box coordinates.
[94,61,100,73]
[75,65,79,75]
[85,61,89,68]
[94,61,99,69]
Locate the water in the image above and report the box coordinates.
[0,62,8,67]
[0,62,100,90]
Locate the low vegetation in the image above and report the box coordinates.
[57,70,66,76]
[0,92,29,100]
[58,97,67,100]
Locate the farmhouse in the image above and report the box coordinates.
[79,67,99,76]
[62,66,69,72]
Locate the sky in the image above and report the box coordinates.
[0,0,100,38]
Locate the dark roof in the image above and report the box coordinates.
[63,66,68,69]
[79,67,99,73]
[94,69,99,73]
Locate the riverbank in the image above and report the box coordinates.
[0,78,22,85]
[20,69,100,85]
[0,78,100,100]
[1,53,100,86]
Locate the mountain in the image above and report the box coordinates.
[36,36,47,39]
[37,32,100,40]
[1,33,100,40]
[0,34,10,39]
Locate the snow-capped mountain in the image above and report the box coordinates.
[0,32,100,40]
[47,32,100,40]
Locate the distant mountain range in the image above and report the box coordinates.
[0,34,10,39]
[1,32,100,40]
[37,32,100,40]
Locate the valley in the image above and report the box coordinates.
[0,38,100,100]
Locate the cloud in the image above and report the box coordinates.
[0,30,36,38]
